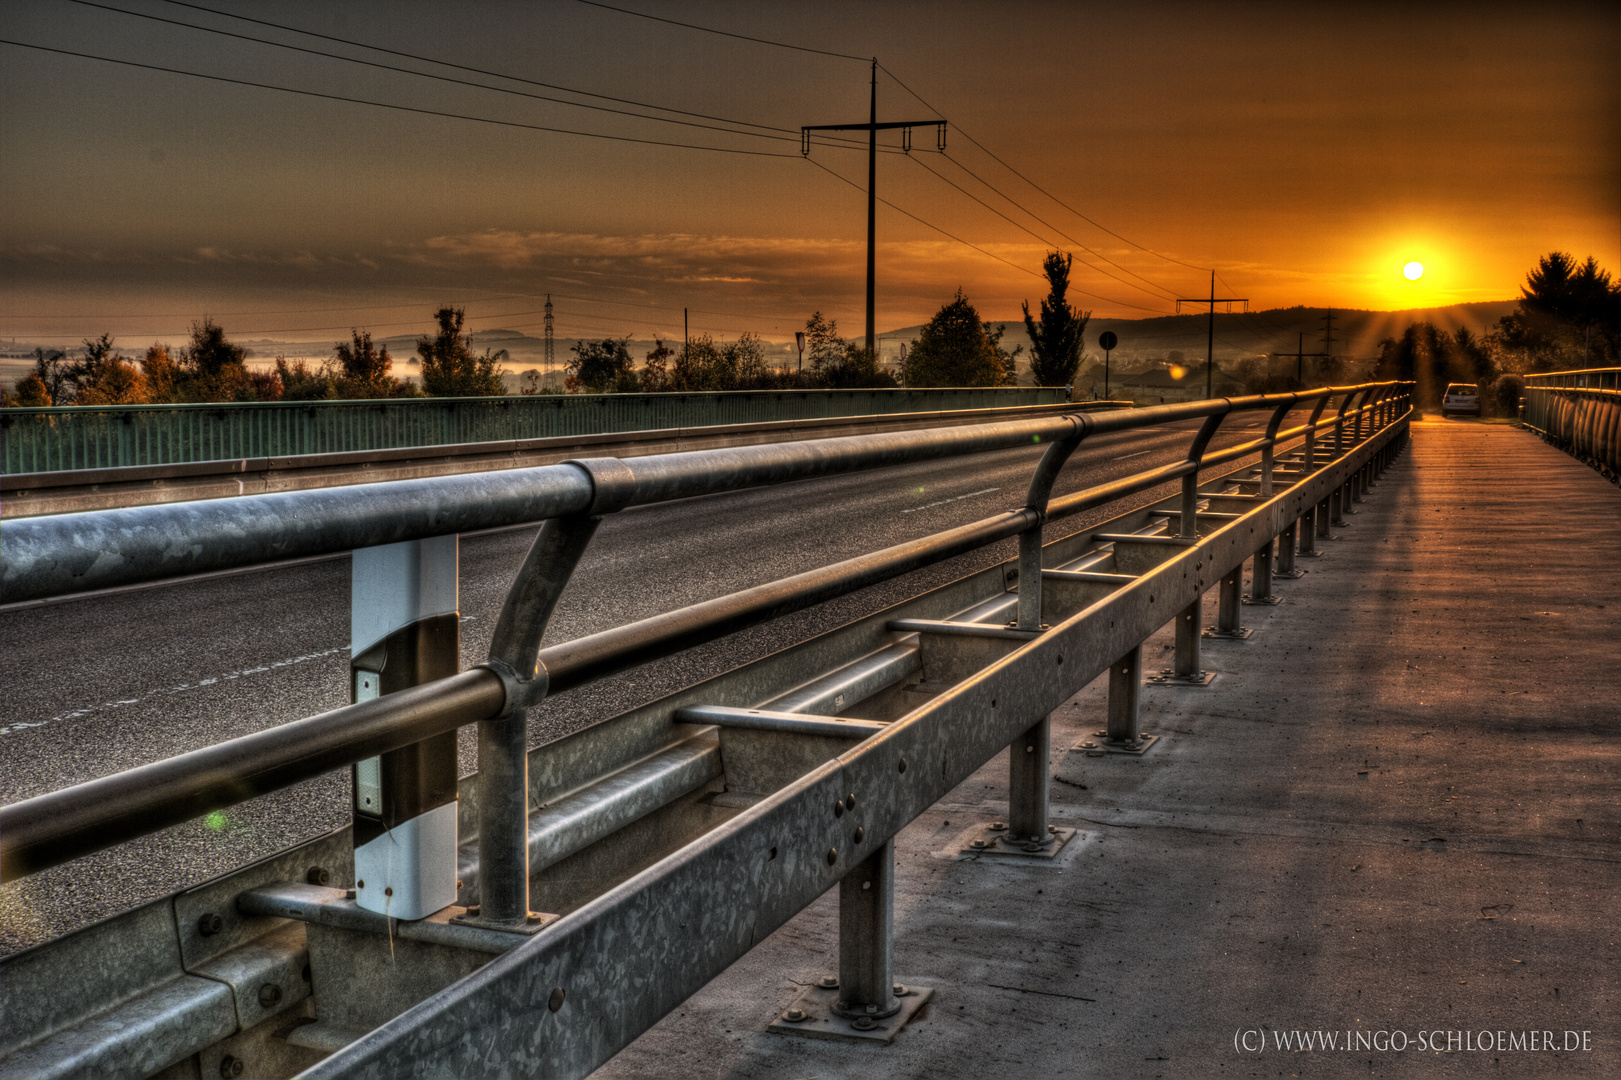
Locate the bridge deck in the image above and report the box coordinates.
[598,419,1619,1077]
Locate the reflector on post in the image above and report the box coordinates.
[350,536,461,921]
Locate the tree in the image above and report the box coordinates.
[1497,252,1620,369]
[902,290,1016,387]
[1021,252,1090,387]
[67,335,148,405]
[416,307,506,396]
[566,337,637,393]
[640,340,674,392]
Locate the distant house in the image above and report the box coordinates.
[1094,363,1245,406]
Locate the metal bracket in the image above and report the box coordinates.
[1147,668,1216,686]
[1202,625,1255,640]
[768,979,935,1043]
[955,821,1078,858]
[1075,733,1160,756]
[447,908,559,936]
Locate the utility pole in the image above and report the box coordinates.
[1176,271,1247,399]
[543,295,554,380]
[1270,331,1328,385]
[1320,309,1337,359]
[803,60,942,358]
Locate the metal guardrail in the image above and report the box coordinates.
[0,387,1064,474]
[1522,368,1620,479]
[0,382,1412,1079]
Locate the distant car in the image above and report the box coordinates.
[1441,382,1480,416]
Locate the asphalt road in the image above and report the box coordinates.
[0,414,1289,954]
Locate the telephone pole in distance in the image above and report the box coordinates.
[804,60,941,358]
[1176,271,1247,399]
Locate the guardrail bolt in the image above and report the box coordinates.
[305,866,329,886]
[218,1056,244,1079]
[989,821,1006,832]
[894,983,910,996]
[196,913,223,936]
[257,983,282,1009]
[852,1015,879,1031]
[782,1008,807,1022]
[833,800,843,818]
[853,827,866,844]
[818,975,840,989]
[548,987,566,1013]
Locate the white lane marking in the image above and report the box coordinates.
[1,645,348,738]
[1117,450,1154,459]
[900,487,1000,514]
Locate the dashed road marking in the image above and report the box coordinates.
[1,646,348,738]
[901,487,1000,514]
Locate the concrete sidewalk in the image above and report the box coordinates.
[597,419,1618,1079]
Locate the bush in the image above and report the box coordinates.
[1489,374,1525,418]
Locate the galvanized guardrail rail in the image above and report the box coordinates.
[0,386,1063,474]
[0,381,1412,1079]
[1522,367,1620,480]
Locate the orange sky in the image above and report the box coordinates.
[1,1,1616,351]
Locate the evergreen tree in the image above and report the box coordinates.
[903,290,1015,387]
[1021,252,1090,387]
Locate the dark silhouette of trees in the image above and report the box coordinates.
[902,290,1019,387]
[1497,252,1619,369]
[566,337,637,393]
[416,307,506,396]
[1374,321,1500,408]
[1022,252,1090,387]
[640,340,674,392]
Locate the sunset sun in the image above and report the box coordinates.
[1403,261,1424,281]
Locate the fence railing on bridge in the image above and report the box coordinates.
[1523,367,1620,479]
[0,382,1412,1079]
[0,386,1063,474]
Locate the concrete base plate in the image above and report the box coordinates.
[1202,625,1255,640]
[768,980,934,1043]
[1146,668,1216,686]
[1296,549,1327,558]
[1274,567,1308,578]
[1242,593,1284,605]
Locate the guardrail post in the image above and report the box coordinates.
[1298,504,1319,556]
[349,536,461,921]
[1017,415,1089,632]
[1008,719,1051,845]
[835,839,899,1021]
[1277,520,1302,576]
[1173,598,1205,679]
[1205,563,1249,639]
[476,509,609,930]
[1245,537,1278,605]
[1106,646,1143,745]
[1180,413,1226,539]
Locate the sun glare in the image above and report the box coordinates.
[1403,261,1424,281]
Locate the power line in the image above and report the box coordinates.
[904,155,1172,312]
[938,154,1182,300]
[0,39,801,158]
[574,0,869,62]
[155,0,883,149]
[876,62,1212,275]
[69,0,813,148]
[908,153,1176,306]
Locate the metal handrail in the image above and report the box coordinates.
[0,383,1406,881]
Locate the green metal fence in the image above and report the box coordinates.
[0,388,1065,474]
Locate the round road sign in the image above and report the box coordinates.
[1098,331,1118,351]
